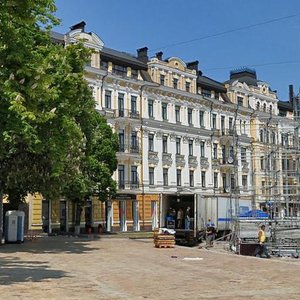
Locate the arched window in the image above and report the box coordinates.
[260,129,264,142]
[263,103,267,112]
[256,102,260,110]
[269,104,273,114]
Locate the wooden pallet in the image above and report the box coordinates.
[155,244,175,248]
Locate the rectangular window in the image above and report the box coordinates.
[214,172,218,188]
[131,131,138,152]
[149,167,154,186]
[260,157,265,170]
[201,171,206,188]
[241,147,247,163]
[199,110,205,127]
[213,143,218,159]
[148,134,154,152]
[221,116,225,135]
[105,90,111,109]
[118,165,125,189]
[175,106,181,123]
[131,166,138,185]
[189,170,194,187]
[229,117,233,131]
[162,102,168,120]
[148,99,154,118]
[118,93,124,117]
[160,74,165,86]
[131,69,138,79]
[118,130,125,152]
[242,175,248,187]
[186,81,190,92]
[237,96,243,107]
[188,108,193,125]
[188,139,193,156]
[200,141,205,158]
[212,113,217,129]
[100,60,108,70]
[262,181,265,194]
[112,64,127,76]
[163,168,168,186]
[131,96,137,113]
[162,136,168,153]
[222,173,227,192]
[173,78,178,89]
[176,138,181,154]
[231,174,235,190]
[177,169,182,186]
[202,89,211,98]
[215,92,220,100]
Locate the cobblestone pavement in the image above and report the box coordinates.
[0,236,299,300]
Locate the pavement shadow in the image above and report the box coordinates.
[0,236,101,254]
[0,256,68,285]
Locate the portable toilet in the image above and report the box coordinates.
[5,211,25,243]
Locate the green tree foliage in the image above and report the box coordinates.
[0,0,118,232]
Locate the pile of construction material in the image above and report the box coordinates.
[153,228,175,248]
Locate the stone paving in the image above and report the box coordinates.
[0,236,299,299]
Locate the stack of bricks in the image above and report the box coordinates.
[153,229,175,248]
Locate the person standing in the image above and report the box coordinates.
[185,207,191,230]
[177,208,183,229]
[205,219,216,247]
[254,225,271,258]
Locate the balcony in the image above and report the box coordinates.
[220,129,237,144]
[212,158,220,169]
[188,156,198,168]
[113,109,141,119]
[200,157,209,169]
[148,151,159,165]
[100,108,115,118]
[162,153,173,167]
[176,154,185,167]
[118,181,139,190]
[130,111,140,119]
[130,145,139,154]
[220,157,235,171]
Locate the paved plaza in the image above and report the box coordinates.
[0,236,299,299]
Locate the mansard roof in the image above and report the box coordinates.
[197,74,227,93]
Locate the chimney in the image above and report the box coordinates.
[187,61,199,71]
[70,21,86,32]
[155,51,163,60]
[137,47,148,63]
[289,84,294,103]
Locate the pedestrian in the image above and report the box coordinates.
[205,219,216,247]
[185,207,191,230]
[254,225,271,258]
[177,208,184,229]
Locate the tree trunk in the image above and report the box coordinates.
[74,202,82,235]
[0,190,3,244]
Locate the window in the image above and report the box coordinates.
[200,141,205,158]
[118,130,125,152]
[212,113,217,129]
[162,102,168,120]
[271,132,276,144]
[269,104,273,114]
[202,89,211,97]
[118,93,124,116]
[260,156,265,170]
[241,147,246,163]
[201,171,206,188]
[131,166,138,185]
[149,167,154,186]
[118,165,125,189]
[186,81,190,92]
[214,172,218,188]
[162,136,168,153]
[242,175,247,188]
[131,69,138,79]
[221,116,225,135]
[188,140,193,156]
[173,78,178,89]
[189,170,194,187]
[148,100,154,118]
[105,90,111,109]
[263,103,267,112]
[163,168,168,186]
[112,64,127,76]
[229,117,233,131]
[199,110,205,127]
[213,143,218,159]
[148,134,154,152]
[188,108,193,125]
[243,121,246,134]
[222,173,227,192]
[256,102,260,110]
[175,106,181,123]
[160,74,165,86]
[131,96,137,113]
[100,60,108,70]
[176,169,182,186]
[237,96,243,106]
[215,92,220,100]
[260,130,264,142]
[230,174,235,190]
[176,137,181,154]
[262,181,265,194]
[131,131,138,152]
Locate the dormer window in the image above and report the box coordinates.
[237,96,243,106]
[263,103,267,112]
[112,64,127,76]
[160,74,165,86]
[256,102,260,110]
[173,78,178,89]
[100,60,108,70]
[202,89,211,98]
[186,81,190,92]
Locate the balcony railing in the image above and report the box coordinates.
[188,156,198,168]
[200,157,209,169]
[176,154,185,167]
[162,153,172,166]
[148,151,159,165]
[118,181,140,190]
[117,143,140,154]
[114,109,141,119]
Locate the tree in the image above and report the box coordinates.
[0,0,118,238]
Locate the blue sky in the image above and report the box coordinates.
[54,0,300,100]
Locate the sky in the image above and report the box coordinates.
[54,0,300,100]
